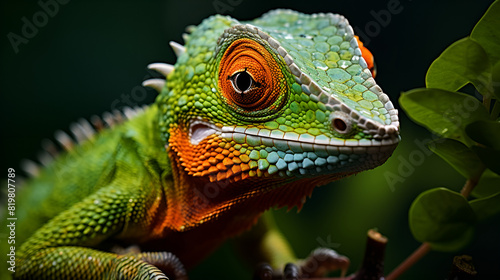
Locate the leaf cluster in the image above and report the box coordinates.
[399,0,500,251]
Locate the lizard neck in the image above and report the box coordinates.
[162,147,343,237]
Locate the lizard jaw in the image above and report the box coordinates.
[189,119,221,145]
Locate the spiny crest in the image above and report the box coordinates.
[142,38,189,93]
[20,106,147,178]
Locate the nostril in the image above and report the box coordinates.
[329,112,352,134]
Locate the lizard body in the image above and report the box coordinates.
[2,9,399,279]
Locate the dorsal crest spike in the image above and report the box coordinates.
[54,130,74,151]
[20,159,40,177]
[21,106,148,178]
[37,151,52,166]
[182,33,189,43]
[41,139,59,158]
[142,78,166,93]
[77,118,96,140]
[123,107,138,119]
[69,122,87,144]
[185,25,196,33]
[147,63,174,77]
[169,41,186,57]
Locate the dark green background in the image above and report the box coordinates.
[1,0,498,279]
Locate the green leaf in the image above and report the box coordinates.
[470,192,500,222]
[426,38,491,97]
[427,138,484,179]
[428,228,475,252]
[399,88,490,144]
[472,169,500,198]
[409,188,476,252]
[466,120,500,150]
[471,146,500,175]
[471,0,500,65]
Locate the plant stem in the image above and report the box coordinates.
[460,178,477,198]
[386,242,431,280]
[483,96,491,113]
[460,168,484,198]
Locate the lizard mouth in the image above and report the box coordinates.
[184,118,398,180]
[188,118,399,153]
[189,119,221,145]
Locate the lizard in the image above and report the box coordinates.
[2,9,400,279]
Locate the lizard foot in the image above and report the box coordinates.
[113,246,188,279]
[253,248,350,279]
[253,263,274,280]
[252,262,303,280]
[253,262,325,280]
[299,248,350,278]
[116,251,188,280]
[137,251,188,280]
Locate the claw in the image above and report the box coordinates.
[253,263,273,280]
[284,263,300,280]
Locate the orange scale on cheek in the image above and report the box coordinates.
[169,126,225,177]
[208,157,217,165]
[215,154,225,161]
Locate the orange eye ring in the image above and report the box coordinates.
[218,38,287,117]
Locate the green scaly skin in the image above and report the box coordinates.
[1,10,399,279]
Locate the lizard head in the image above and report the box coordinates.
[150,10,399,220]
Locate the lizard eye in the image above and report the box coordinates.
[228,69,259,94]
[218,38,287,116]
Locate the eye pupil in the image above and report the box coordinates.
[333,118,347,132]
[233,71,252,93]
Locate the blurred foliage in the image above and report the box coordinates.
[400,0,500,254]
[1,0,499,279]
